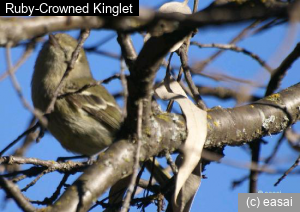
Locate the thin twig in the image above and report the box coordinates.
[11,117,38,158]
[0,41,35,82]
[175,0,207,110]
[166,53,176,112]
[84,32,116,51]
[164,60,262,86]
[247,40,300,192]
[0,177,36,212]
[262,42,300,190]
[164,151,178,174]
[86,49,120,60]
[264,133,285,164]
[5,42,46,125]
[145,157,156,200]
[166,0,199,112]
[178,45,207,110]
[3,167,47,181]
[120,59,128,119]
[0,123,40,157]
[197,85,260,102]
[232,175,249,189]
[274,154,300,186]
[11,174,28,184]
[265,42,300,96]
[0,156,88,172]
[193,0,199,13]
[131,163,146,200]
[21,168,52,192]
[195,20,261,72]
[232,133,285,189]
[121,101,143,212]
[31,173,70,205]
[285,128,300,150]
[201,150,274,173]
[252,18,283,35]
[191,42,273,73]
[196,70,265,87]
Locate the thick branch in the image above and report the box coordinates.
[117,33,137,72]
[48,81,300,212]
[0,1,292,46]
[125,28,192,132]
[0,17,102,46]
[47,114,186,212]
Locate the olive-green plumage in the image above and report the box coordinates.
[31,33,122,156]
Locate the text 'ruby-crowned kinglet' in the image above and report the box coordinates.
[31,33,122,156]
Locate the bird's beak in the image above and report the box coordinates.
[49,34,60,48]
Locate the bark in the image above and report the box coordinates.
[46,82,300,212]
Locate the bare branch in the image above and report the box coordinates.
[274,154,300,186]
[0,17,102,46]
[120,60,128,119]
[0,177,36,212]
[49,80,300,212]
[117,33,137,72]
[0,40,36,82]
[0,123,39,157]
[121,101,143,212]
[195,20,261,72]
[265,42,300,96]
[21,168,52,192]
[5,43,46,125]
[0,156,88,172]
[125,27,193,133]
[31,173,70,205]
[0,1,291,46]
[178,45,207,110]
[197,86,260,103]
[191,42,273,73]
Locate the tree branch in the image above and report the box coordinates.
[0,177,36,212]
[0,1,291,46]
[265,42,300,96]
[48,80,300,212]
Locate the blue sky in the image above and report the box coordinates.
[1,1,300,211]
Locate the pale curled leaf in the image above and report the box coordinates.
[158,1,192,14]
[154,75,207,209]
[173,156,202,212]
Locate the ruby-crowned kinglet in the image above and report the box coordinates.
[31,33,122,156]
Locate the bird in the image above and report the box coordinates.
[31,33,122,156]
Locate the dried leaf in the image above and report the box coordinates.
[158,0,191,14]
[155,74,207,210]
[173,156,202,212]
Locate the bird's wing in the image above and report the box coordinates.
[63,78,122,131]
